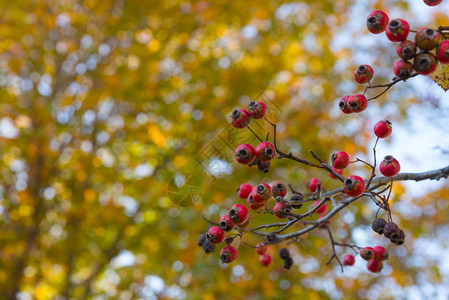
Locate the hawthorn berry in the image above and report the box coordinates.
[234,144,256,165]
[313,200,327,214]
[347,94,368,113]
[219,214,235,232]
[372,218,387,235]
[379,155,401,177]
[256,242,267,255]
[354,65,374,84]
[283,256,293,269]
[256,141,276,162]
[373,246,388,261]
[436,40,449,64]
[307,178,321,193]
[386,19,410,42]
[360,247,375,261]
[366,10,389,34]
[396,40,417,60]
[383,222,400,240]
[237,183,252,199]
[414,52,438,75]
[331,151,350,169]
[273,201,291,218]
[367,258,383,273]
[259,254,273,267]
[248,101,267,119]
[343,254,355,266]
[279,248,291,260]
[207,226,225,244]
[329,167,344,179]
[393,59,414,80]
[198,233,207,246]
[229,203,249,225]
[289,194,304,209]
[272,181,287,198]
[423,0,442,5]
[374,120,393,139]
[230,108,251,129]
[202,240,216,254]
[252,183,272,202]
[415,28,439,51]
[343,175,366,197]
[220,245,238,263]
[393,229,405,245]
[247,196,265,210]
[338,96,353,114]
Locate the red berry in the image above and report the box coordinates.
[307,178,321,193]
[271,181,287,198]
[237,183,252,199]
[230,108,251,129]
[386,19,410,42]
[256,242,267,255]
[343,175,366,197]
[414,52,438,75]
[273,201,290,218]
[396,40,417,60]
[248,101,267,119]
[393,59,414,79]
[374,120,392,139]
[229,204,249,225]
[331,151,350,169]
[343,254,355,266]
[259,254,273,267]
[367,259,383,273]
[424,0,442,5]
[313,200,327,214]
[366,10,389,34]
[360,247,374,261]
[379,155,401,177]
[220,245,238,263]
[347,94,368,113]
[247,195,265,210]
[255,141,276,162]
[437,40,449,64]
[354,65,374,84]
[234,144,256,165]
[338,96,353,114]
[207,226,225,244]
[373,246,388,261]
[219,215,235,232]
[415,28,439,51]
[329,167,344,179]
[252,183,272,203]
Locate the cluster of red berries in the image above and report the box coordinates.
[255,243,273,267]
[234,141,276,171]
[343,246,388,273]
[372,218,406,245]
[367,9,448,79]
[340,4,448,114]
[230,101,267,129]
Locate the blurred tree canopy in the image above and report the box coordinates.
[0,0,448,299]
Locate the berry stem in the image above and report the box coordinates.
[311,150,345,182]
[325,224,344,273]
[366,73,419,101]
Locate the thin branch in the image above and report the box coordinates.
[325,224,344,273]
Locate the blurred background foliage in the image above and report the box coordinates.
[0,0,448,299]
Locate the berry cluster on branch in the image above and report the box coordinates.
[197,2,449,273]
